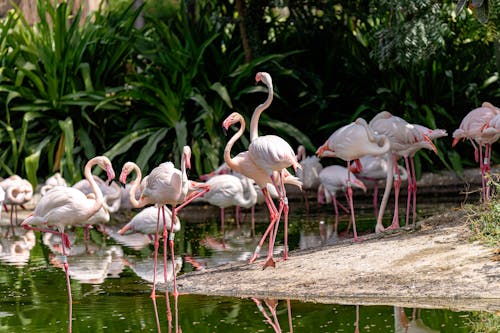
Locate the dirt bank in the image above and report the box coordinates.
[176,210,500,313]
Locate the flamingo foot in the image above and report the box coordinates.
[375,224,385,233]
[248,245,261,264]
[385,223,400,230]
[262,257,276,270]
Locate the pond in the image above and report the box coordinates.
[0,199,495,332]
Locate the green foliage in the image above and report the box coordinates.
[0,0,139,185]
[465,174,500,246]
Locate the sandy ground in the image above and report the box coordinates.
[176,209,500,313]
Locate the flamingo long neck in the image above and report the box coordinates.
[224,117,246,171]
[376,152,394,229]
[240,177,258,207]
[180,152,189,202]
[250,80,273,141]
[129,164,143,208]
[85,159,105,218]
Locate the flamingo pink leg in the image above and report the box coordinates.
[388,155,401,230]
[150,208,161,300]
[410,157,417,226]
[220,207,225,240]
[159,206,172,322]
[346,161,359,241]
[60,230,73,333]
[404,156,412,227]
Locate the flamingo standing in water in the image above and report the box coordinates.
[195,174,257,239]
[21,155,115,333]
[0,175,33,234]
[119,148,209,297]
[296,145,323,213]
[317,118,391,238]
[317,165,367,237]
[369,111,439,229]
[247,72,301,267]
[453,102,500,202]
[222,112,302,268]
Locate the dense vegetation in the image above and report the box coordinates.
[0,0,499,187]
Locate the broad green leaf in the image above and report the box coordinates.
[137,128,169,171]
[104,128,157,160]
[210,82,233,109]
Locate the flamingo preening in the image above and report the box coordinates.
[453,102,500,202]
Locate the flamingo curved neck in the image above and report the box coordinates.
[129,164,143,208]
[240,177,258,207]
[85,159,106,218]
[250,82,273,141]
[6,187,26,204]
[224,117,246,171]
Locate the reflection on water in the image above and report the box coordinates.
[0,204,493,332]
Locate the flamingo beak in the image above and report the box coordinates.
[423,135,438,154]
[451,137,460,147]
[353,179,367,192]
[119,171,128,184]
[106,166,116,185]
[118,224,132,235]
[316,144,328,157]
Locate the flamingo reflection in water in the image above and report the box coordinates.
[394,307,440,333]
[122,255,183,333]
[251,298,293,333]
[0,227,36,267]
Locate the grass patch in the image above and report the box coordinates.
[464,174,500,247]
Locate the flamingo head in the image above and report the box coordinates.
[95,156,115,184]
[119,162,136,184]
[352,178,367,193]
[255,72,272,88]
[222,112,243,130]
[316,143,336,158]
[182,146,192,170]
[296,145,306,161]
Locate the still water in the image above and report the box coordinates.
[0,201,495,332]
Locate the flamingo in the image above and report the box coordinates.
[119,149,209,300]
[118,205,180,236]
[40,172,68,196]
[296,145,323,213]
[369,111,439,229]
[21,155,115,332]
[222,111,302,268]
[247,72,301,267]
[453,102,500,202]
[317,165,367,237]
[195,174,257,239]
[317,118,391,238]
[0,175,33,234]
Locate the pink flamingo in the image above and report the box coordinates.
[453,102,500,202]
[247,72,301,266]
[118,205,180,238]
[119,150,209,297]
[21,156,115,333]
[369,112,438,229]
[317,118,391,238]
[317,165,367,237]
[296,145,323,213]
[196,174,257,239]
[222,112,302,268]
[0,175,33,234]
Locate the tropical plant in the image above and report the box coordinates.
[0,0,140,186]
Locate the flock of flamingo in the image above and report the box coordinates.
[0,72,499,331]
